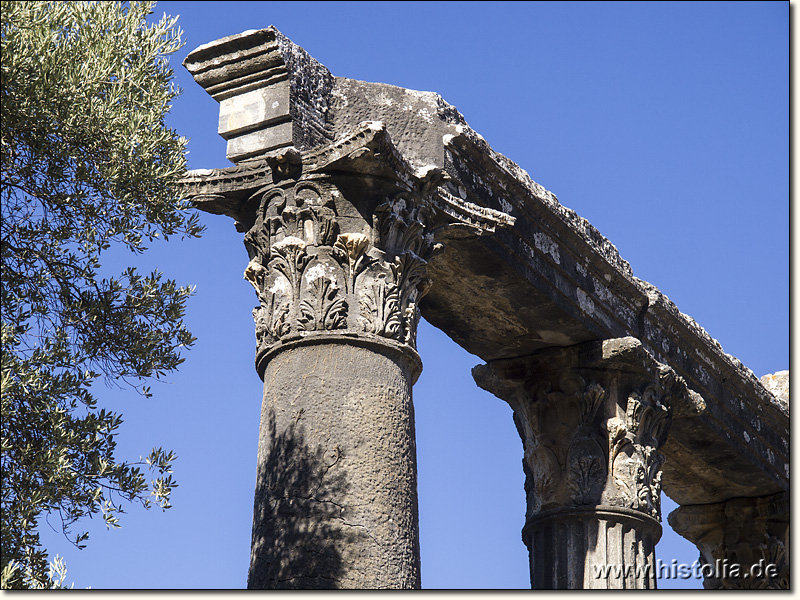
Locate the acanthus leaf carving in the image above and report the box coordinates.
[245,184,436,356]
[605,383,671,518]
[333,233,374,295]
[513,363,672,521]
[524,375,607,512]
[567,452,606,506]
[298,263,348,333]
[359,274,402,338]
[269,236,311,316]
[389,253,430,346]
[372,197,440,261]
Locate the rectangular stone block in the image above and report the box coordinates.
[218,82,290,139]
[226,120,293,162]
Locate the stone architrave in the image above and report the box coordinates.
[473,337,704,589]
[669,493,789,589]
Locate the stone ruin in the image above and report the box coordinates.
[179,27,789,589]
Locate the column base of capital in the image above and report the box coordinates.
[256,331,423,383]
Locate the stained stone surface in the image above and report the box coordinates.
[760,370,789,405]
[184,28,334,161]
[250,341,421,589]
[181,25,789,584]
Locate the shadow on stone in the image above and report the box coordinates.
[247,409,356,589]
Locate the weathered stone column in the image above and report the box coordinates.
[180,117,512,587]
[180,30,434,589]
[668,492,789,589]
[474,337,699,589]
[241,170,437,589]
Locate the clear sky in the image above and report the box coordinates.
[37,1,788,590]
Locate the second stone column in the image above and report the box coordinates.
[474,337,688,589]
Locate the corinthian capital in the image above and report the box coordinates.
[180,122,515,376]
[474,337,693,521]
[242,178,440,369]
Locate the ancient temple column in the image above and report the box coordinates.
[668,492,789,589]
[181,131,511,587]
[180,29,439,589]
[238,171,440,589]
[473,337,692,589]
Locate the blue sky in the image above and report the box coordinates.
[37,1,787,590]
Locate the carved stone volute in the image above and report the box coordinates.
[605,382,671,518]
[243,182,340,261]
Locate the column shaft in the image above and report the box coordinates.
[248,339,421,588]
[527,507,659,588]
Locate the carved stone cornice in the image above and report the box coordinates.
[180,122,515,231]
[668,492,789,589]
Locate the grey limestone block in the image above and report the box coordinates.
[183,27,334,162]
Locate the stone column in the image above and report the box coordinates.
[474,337,692,589]
[179,119,513,588]
[668,492,789,589]
[241,173,437,589]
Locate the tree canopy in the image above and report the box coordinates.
[1,0,202,588]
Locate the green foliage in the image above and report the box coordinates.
[1,0,202,588]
